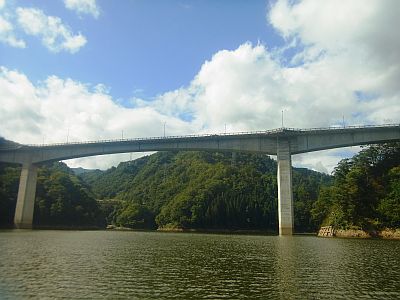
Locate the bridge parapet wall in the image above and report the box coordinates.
[0,135,279,164]
[292,127,400,154]
[1,125,399,234]
[1,126,399,164]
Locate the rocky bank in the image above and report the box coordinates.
[318,226,400,239]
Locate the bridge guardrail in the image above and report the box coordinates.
[7,123,400,148]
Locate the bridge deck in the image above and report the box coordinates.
[2,123,397,149]
[0,124,399,165]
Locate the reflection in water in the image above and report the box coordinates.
[0,230,399,299]
[275,237,298,298]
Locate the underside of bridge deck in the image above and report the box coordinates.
[2,125,399,234]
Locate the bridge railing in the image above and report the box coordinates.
[8,123,400,148]
[286,123,400,132]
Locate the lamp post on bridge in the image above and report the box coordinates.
[8,124,400,233]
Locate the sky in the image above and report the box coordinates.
[1,0,399,173]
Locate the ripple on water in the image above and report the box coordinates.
[0,231,399,299]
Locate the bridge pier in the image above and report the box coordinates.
[277,138,294,235]
[14,163,37,229]
[231,151,237,166]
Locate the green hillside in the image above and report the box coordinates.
[312,143,400,230]
[3,144,398,233]
[0,162,104,228]
[80,151,331,232]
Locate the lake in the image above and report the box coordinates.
[0,230,399,299]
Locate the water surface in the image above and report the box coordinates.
[0,230,399,299]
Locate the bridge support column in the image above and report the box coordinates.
[277,138,294,235]
[14,163,38,229]
[231,152,237,166]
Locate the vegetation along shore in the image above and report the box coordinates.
[1,143,399,239]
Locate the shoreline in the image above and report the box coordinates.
[156,227,279,235]
[2,225,399,240]
[318,226,400,240]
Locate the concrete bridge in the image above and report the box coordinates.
[1,124,399,235]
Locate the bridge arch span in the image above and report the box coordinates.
[1,125,399,234]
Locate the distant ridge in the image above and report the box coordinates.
[0,137,22,150]
[71,167,100,175]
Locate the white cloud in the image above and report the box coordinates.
[2,0,400,173]
[64,0,100,18]
[0,67,193,169]
[153,42,399,132]
[292,147,361,175]
[0,0,25,49]
[148,42,398,172]
[270,0,400,124]
[0,15,25,48]
[16,7,87,53]
[268,0,400,97]
[147,0,400,171]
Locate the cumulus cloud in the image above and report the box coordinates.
[268,0,400,99]
[0,1,25,48]
[0,15,25,48]
[2,0,400,173]
[291,148,361,174]
[64,0,100,18]
[148,0,400,171]
[16,7,87,53]
[0,67,193,169]
[149,41,398,172]
[153,42,398,131]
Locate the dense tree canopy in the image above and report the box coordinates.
[0,162,104,228]
[0,163,20,226]
[311,143,400,230]
[2,144,398,232]
[81,151,331,232]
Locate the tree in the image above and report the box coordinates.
[312,143,400,230]
[378,167,400,227]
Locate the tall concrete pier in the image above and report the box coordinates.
[14,164,38,229]
[277,138,294,235]
[1,125,399,234]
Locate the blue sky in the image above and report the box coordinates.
[1,0,399,172]
[2,0,284,100]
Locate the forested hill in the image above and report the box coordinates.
[0,162,104,228]
[2,144,399,232]
[79,151,331,232]
[312,143,400,230]
[0,151,331,231]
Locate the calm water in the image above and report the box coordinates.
[0,230,399,299]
